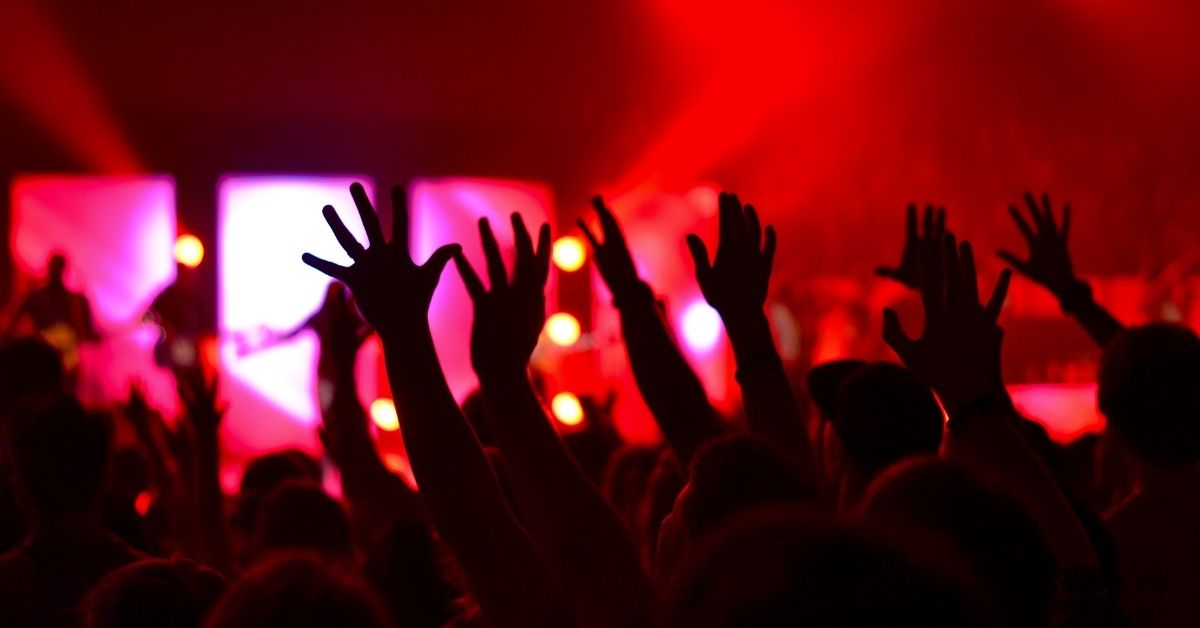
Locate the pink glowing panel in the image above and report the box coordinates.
[10,174,176,408]
[410,178,555,400]
[1010,383,1105,443]
[218,175,382,456]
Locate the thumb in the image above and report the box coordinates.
[685,234,712,280]
[423,243,461,277]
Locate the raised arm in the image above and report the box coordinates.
[317,293,422,541]
[175,366,233,575]
[998,192,1124,348]
[883,233,1097,570]
[301,183,574,628]
[455,213,656,628]
[580,197,722,464]
[686,193,813,475]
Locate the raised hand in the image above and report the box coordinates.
[686,192,777,319]
[578,196,641,300]
[462,212,654,628]
[579,195,722,464]
[454,214,552,376]
[302,183,459,338]
[877,204,946,288]
[176,366,224,439]
[883,233,1013,416]
[997,192,1078,296]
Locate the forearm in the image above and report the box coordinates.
[193,432,233,574]
[946,399,1098,570]
[1055,280,1124,348]
[477,368,655,628]
[721,309,811,464]
[616,282,723,463]
[327,368,393,485]
[325,377,419,531]
[381,328,574,628]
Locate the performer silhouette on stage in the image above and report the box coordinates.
[239,282,372,411]
[145,263,215,372]
[5,253,99,384]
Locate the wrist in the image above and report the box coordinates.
[734,350,783,383]
[612,280,655,310]
[476,366,530,391]
[717,303,767,327]
[1054,279,1093,314]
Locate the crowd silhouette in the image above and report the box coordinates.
[0,179,1195,627]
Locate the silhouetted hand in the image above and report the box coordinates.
[686,192,777,319]
[997,192,1077,296]
[302,183,459,338]
[176,366,224,439]
[883,233,1013,415]
[455,214,552,376]
[578,196,641,299]
[877,204,946,289]
[125,381,154,438]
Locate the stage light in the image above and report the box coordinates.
[370,398,400,432]
[134,491,153,517]
[175,234,204,268]
[551,392,584,426]
[553,236,587,272]
[681,300,722,352]
[545,312,581,346]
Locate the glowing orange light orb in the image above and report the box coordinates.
[175,234,205,268]
[552,236,587,272]
[545,312,582,346]
[370,398,400,432]
[551,392,584,426]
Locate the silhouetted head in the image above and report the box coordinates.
[250,481,353,564]
[603,445,662,528]
[637,449,685,566]
[3,394,110,525]
[363,517,462,628]
[1099,323,1200,469]
[806,359,866,420]
[860,457,1056,627]
[204,552,390,628]
[84,557,227,628]
[669,435,818,545]
[231,449,322,532]
[831,362,943,479]
[48,253,67,285]
[0,337,65,409]
[663,505,982,628]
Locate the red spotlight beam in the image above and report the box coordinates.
[0,0,140,172]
